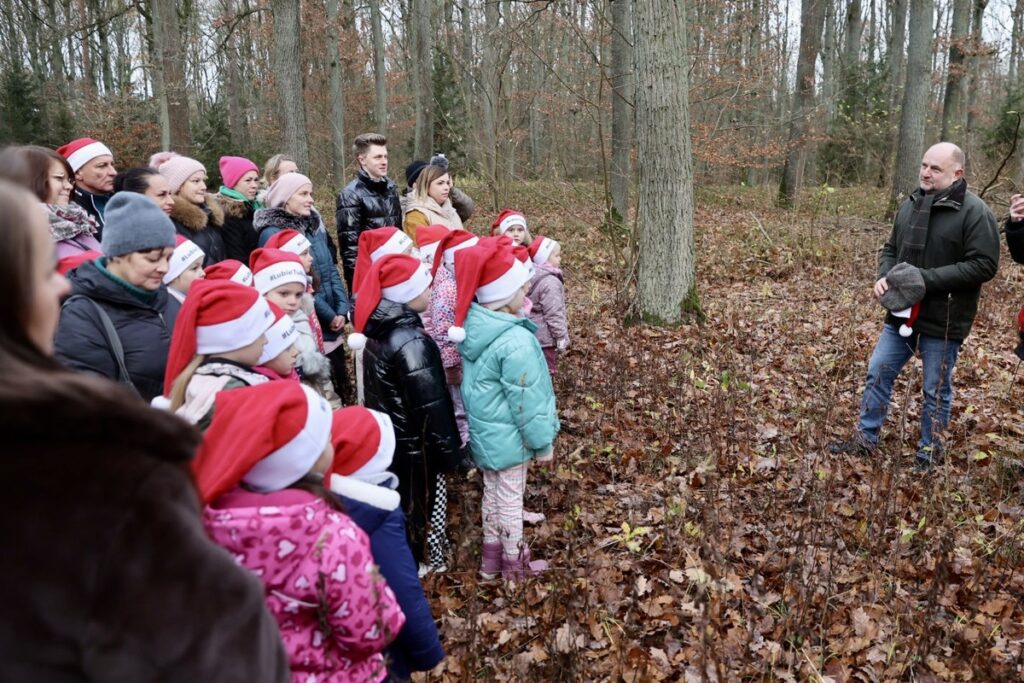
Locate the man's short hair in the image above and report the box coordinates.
[352,133,387,159]
[950,145,966,170]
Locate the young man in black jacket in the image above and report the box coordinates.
[336,133,402,292]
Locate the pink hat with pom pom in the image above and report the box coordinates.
[150,152,206,194]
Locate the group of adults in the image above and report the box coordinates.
[0,131,473,405]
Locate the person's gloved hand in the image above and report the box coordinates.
[556,336,570,353]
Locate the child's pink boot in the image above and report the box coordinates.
[479,542,503,579]
[501,547,548,581]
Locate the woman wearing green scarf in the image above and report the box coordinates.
[217,156,262,263]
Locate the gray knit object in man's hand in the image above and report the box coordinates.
[879,262,925,311]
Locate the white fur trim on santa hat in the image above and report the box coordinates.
[279,233,311,255]
[66,141,113,172]
[329,474,401,510]
[443,236,479,267]
[163,240,205,284]
[244,385,332,492]
[253,260,308,294]
[257,314,299,364]
[355,409,396,478]
[497,213,527,234]
[231,266,254,286]
[419,242,440,265]
[381,262,432,303]
[196,296,273,355]
[371,230,413,262]
[476,258,530,304]
[532,237,557,265]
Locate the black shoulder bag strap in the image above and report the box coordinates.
[62,295,138,394]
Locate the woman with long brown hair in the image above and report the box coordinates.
[0,179,289,681]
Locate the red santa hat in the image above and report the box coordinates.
[893,303,921,338]
[528,235,558,265]
[258,302,299,365]
[347,253,433,351]
[250,248,308,295]
[57,250,102,276]
[491,209,528,237]
[352,227,414,296]
[264,229,312,256]
[163,279,274,393]
[329,406,396,482]
[163,235,205,285]
[415,224,449,265]
[432,228,479,278]
[57,137,113,172]
[447,241,530,342]
[204,259,253,287]
[192,382,333,504]
[513,245,535,278]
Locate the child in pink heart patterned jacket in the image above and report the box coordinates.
[195,382,406,682]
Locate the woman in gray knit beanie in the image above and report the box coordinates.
[53,192,181,401]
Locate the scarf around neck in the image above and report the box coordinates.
[218,186,263,210]
[900,178,966,267]
[45,203,99,242]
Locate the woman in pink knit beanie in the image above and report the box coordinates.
[217,155,261,263]
[150,151,226,266]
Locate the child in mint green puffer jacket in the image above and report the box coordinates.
[448,240,559,580]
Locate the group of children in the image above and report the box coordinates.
[78,193,570,678]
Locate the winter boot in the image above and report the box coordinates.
[479,542,504,579]
[501,547,548,581]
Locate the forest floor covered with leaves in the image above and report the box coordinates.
[414,183,1024,682]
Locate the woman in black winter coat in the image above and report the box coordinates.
[353,256,462,564]
[0,179,289,682]
[217,155,262,263]
[54,192,181,402]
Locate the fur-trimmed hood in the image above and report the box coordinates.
[218,193,254,220]
[170,194,225,232]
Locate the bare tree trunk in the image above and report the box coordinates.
[1010,0,1023,87]
[76,0,94,101]
[412,0,433,159]
[635,0,695,324]
[369,0,387,130]
[481,0,499,194]
[223,0,247,149]
[152,0,191,152]
[940,0,969,140]
[326,0,346,184]
[964,0,988,157]
[888,0,908,106]
[891,0,933,210]
[609,0,632,226]
[778,0,826,207]
[271,0,310,170]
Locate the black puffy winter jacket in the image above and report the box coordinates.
[1006,218,1024,264]
[54,259,179,402]
[360,299,461,560]
[336,170,402,290]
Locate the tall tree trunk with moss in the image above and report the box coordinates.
[369,0,387,131]
[891,0,934,211]
[777,0,825,208]
[271,0,309,170]
[634,0,696,324]
[940,0,969,141]
[326,0,347,184]
[412,0,433,159]
[609,0,632,232]
[151,0,191,152]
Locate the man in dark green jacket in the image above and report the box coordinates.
[831,142,999,469]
